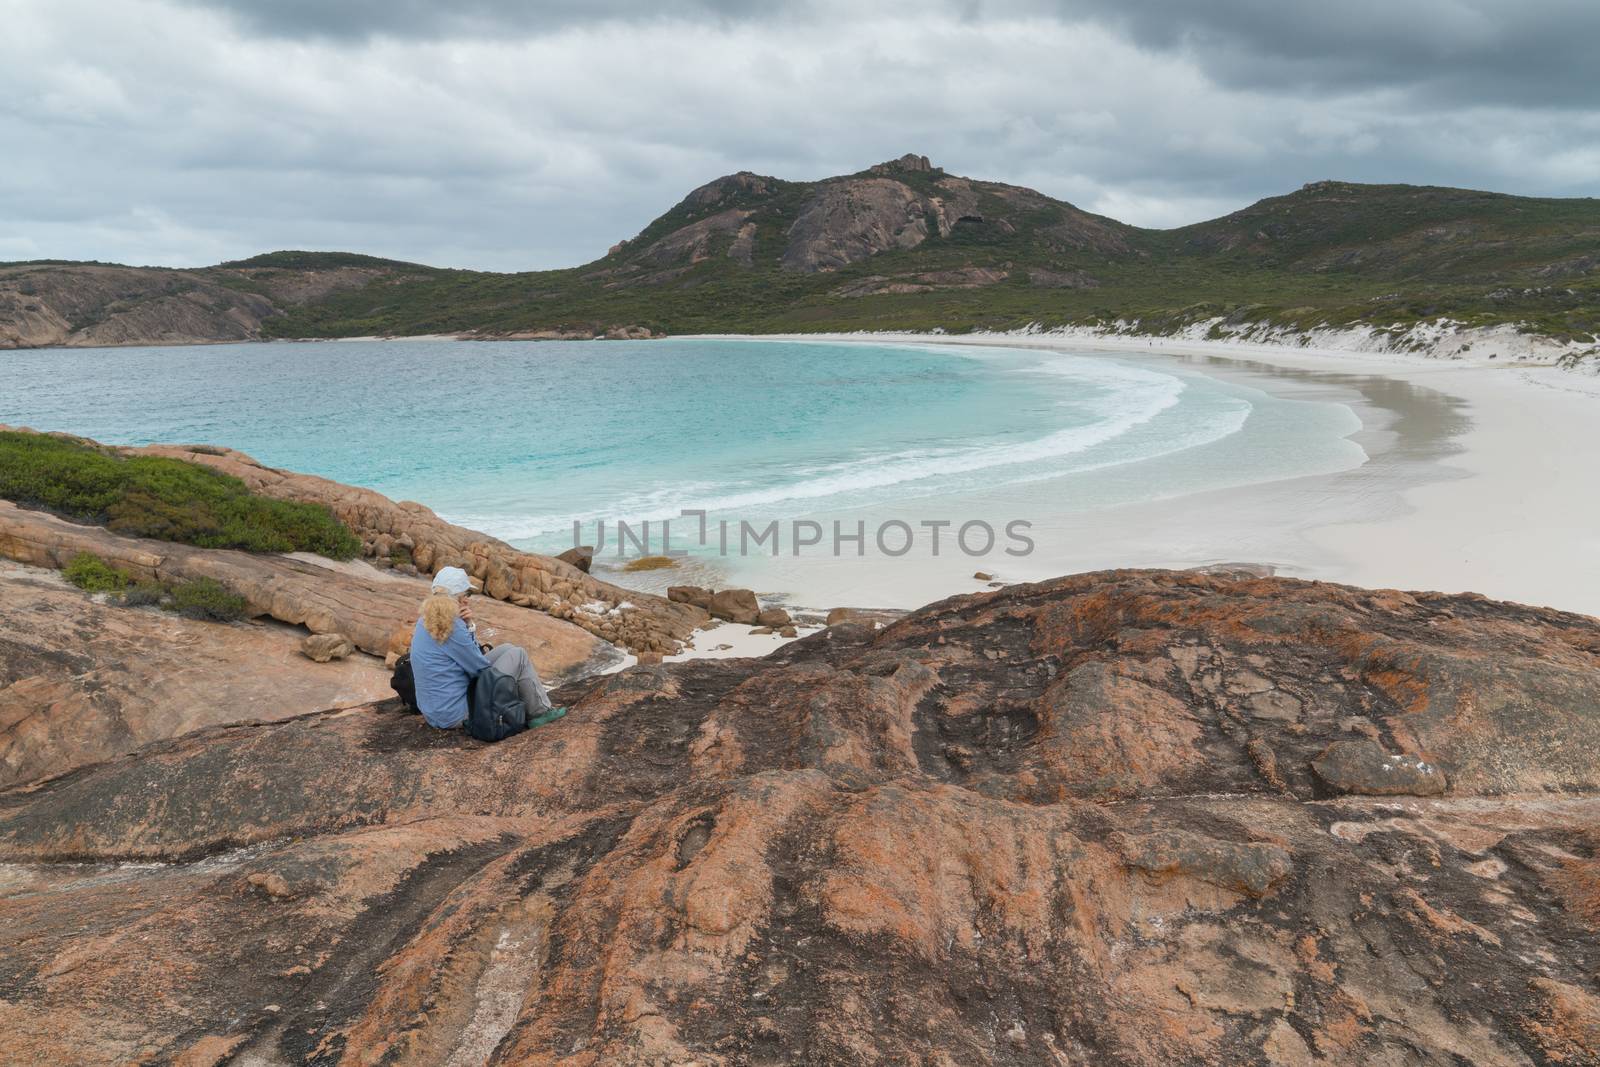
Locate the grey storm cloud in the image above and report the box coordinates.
[173,0,784,38]
[1033,0,1600,106]
[3,0,1596,272]
[184,0,1600,106]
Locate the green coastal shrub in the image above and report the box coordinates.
[164,577,249,622]
[0,431,360,559]
[120,580,168,607]
[62,552,131,593]
[57,553,248,621]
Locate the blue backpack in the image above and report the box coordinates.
[466,666,528,742]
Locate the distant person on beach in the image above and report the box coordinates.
[409,566,565,731]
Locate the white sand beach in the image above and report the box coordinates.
[689,331,1600,621]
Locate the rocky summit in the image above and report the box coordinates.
[3,569,1599,1065]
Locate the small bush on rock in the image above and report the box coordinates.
[120,580,168,607]
[165,578,249,622]
[0,431,361,559]
[62,552,130,593]
[56,549,250,622]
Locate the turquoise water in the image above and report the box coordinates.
[0,337,1363,591]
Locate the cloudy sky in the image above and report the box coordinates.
[3,0,1596,271]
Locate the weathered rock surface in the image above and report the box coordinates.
[0,501,620,680]
[871,152,936,175]
[601,324,657,340]
[773,154,1129,274]
[1312,738,1448,796]
[825,605,905,627]
[668,584,762,625]
[0,563,392,789]
[666,584,711,609]
[133,439,705,653]
[708,587,761,625]
[631,208,753,268]
[2,570,1599,1065]
[300,632,355,663]
[782,176,938,272]
[556,545,594,573]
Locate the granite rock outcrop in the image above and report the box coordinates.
[0,562,392,788]
[668,584,763,625]
[3,570,1598,1064]
[131,439,705,654]
[0,427,706,656]
[0,500,619,677]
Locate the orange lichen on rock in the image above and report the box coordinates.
[1523,978,1600,1064]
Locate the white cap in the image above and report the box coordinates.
[430,566,472,596]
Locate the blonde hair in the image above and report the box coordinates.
[421,588,460,642]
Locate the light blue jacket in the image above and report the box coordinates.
[409,616,490,728]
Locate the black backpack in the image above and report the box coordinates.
[466,667,529,742]
[390,654,419,712]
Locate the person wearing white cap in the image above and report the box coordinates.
[408,566,565,731]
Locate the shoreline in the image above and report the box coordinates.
[678,330,1600,620]
[9,329,1596,659]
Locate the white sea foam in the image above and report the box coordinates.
[445,354,1250,541]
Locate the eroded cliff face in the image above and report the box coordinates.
[2,569,1598,1065]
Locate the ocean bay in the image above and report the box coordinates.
[3,336,1369,606]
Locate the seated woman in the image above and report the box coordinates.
[409,566,565,731]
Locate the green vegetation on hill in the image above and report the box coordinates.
[8,163,1597,353]
[216,250,436,271]
[0,431,361,559]
[254,174,1600,347]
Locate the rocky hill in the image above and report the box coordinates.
[2,569,1598,1064]
[5,156,1597,353]
[591,153,1131,284]
[0,253,433,349]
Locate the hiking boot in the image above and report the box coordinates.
[528,706,568,728]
